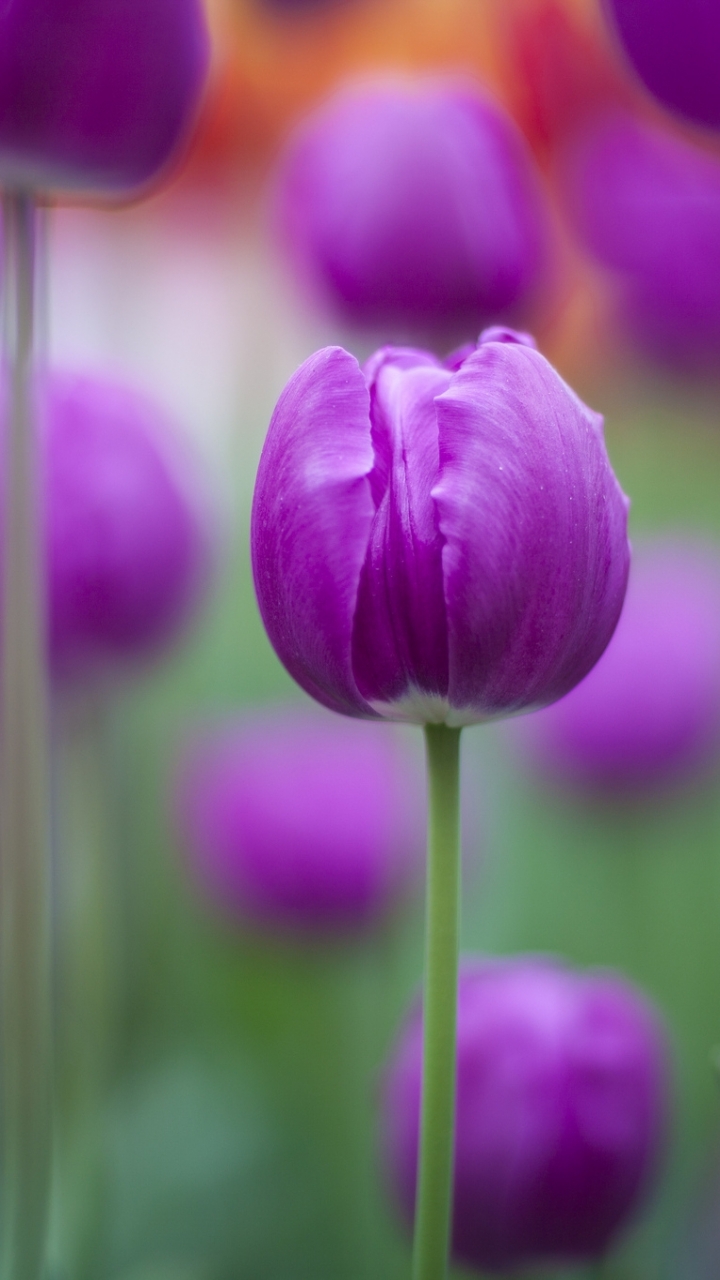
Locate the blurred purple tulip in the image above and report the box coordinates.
[382,956,670,1272]
[274,80,550,336]
[42,371,211,682]
[603,0,720,130]
[0,0,209,194]
[251,327,630,727]
[559,110,720,371]
[175,708,424,934]
[513,540,720,793]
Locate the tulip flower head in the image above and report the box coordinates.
[0,0,209,194]
[274,80,549,336]
[251,328,630,728]
[382,956,670,1272]
[175,709,424,934]
[514,539,720,793]
[559,110,720,371]
[43,372,212,683]
[603,0,720,130]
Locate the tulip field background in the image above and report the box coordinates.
[19,0,720,1277]
[68,367,720,1280]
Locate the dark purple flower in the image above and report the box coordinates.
[513,540,720,793]
[603,0,720,130]
[382,956,670,1273]
[174,708,424,934]
[559,110,720,371]
[0,0,209,194]
[251,328,630,726]
[274,80,549,334]
[43,371,211,681]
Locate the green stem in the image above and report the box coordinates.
[412,724,462,1280]
[0,191,53,1280]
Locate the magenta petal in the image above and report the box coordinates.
[478,325,537,349]
[435,340,630,718]
[251,347,376,718]
[352,352,452,708]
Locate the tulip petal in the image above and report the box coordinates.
[251,347,376,717]
[352,351,452,715]
[434,340,629,720]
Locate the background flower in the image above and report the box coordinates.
[512,539,720,794]
[0,0,209,193]
[602,0,720,130]
[558,111,720,372]
[174,707,424,934]
[42,371,213,683]
[382,955,670,1273]
[273,79,550,337]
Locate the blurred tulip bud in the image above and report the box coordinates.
[273,79,550,337]
[513,540,720,794]
[251,328,630,726]
[41,372,213,683]
[603,0,720,131]
[559,110,720,372]
[382,956,670,1272]
[0,0,209,194]
[174,708,424,934]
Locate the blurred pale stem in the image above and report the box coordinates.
[49,696,123,1280]
[413,724,462,1280]
[0,191,53,1280]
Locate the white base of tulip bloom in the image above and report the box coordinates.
[368,690,488,728]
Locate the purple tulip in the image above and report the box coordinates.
[382,956,670,1272]
[251,328,630,727]
[42,371,211,682]
[0,0,209,194]
[274,80,549,335]
[513,540,720,793]
[559,110,720,371]
[603,0,720,130]
[174,708,424,934]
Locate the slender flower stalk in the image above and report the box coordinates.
[0,191,53,1280]
[413,725,461,1280]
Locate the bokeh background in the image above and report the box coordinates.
[44,0,720,1276]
